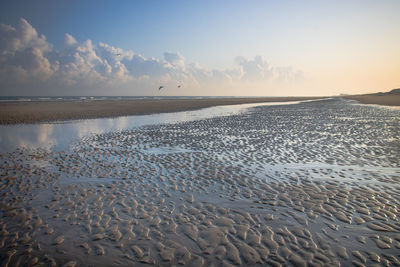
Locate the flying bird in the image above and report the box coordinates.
[158,86,164,90]
[177,85,181,88]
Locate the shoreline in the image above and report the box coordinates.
[0,96,321,125]
[341,93,400,106]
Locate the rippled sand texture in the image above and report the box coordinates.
[1,99,400,266]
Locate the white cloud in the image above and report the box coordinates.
[164,52,185,69]
[0,18,305,95]
[234,55,272,81]
[0,18,51,55]
[62,33,78,48]
[0,18,56,88]
[274,66,304,82]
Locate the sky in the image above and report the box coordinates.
[0,0,399,96]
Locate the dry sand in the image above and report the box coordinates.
[0,97,320,124]
[342,88,400,106]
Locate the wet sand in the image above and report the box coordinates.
[342,89,400,106]
[1,98,400,266]
[0,97,321,125]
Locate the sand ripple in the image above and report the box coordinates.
[0,99,399,266]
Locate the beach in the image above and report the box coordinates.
[0,98,399,266]
[0,97,321,124]
[1,2,399,265]
[342,89,400,106]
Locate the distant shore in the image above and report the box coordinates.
[0,97,321,125]
[341,89,400,106]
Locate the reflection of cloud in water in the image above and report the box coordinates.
[75,120,105,139]
[0,124,55,151]
[14,124,56,150]
[38,124,55,146]
[74,117,129,139]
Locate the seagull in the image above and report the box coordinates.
[158,86,164,90]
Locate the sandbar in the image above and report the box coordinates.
[0,97,320,124]
[341,89,400,106]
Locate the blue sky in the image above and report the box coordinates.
[0,0,399,96]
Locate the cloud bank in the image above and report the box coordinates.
[0,18,304,96]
